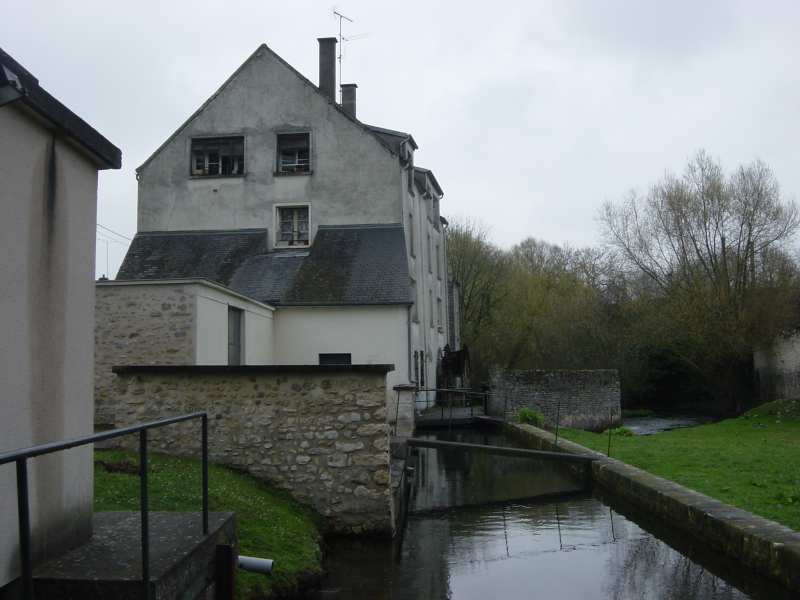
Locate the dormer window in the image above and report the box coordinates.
[277,133,310,173]
[276,205,310,246]
[191,137,244,176]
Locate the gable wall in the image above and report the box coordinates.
[137,47,404,238]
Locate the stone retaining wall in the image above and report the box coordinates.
[489,368,621,431]
[506,423,800,594]
[110,365,394,534]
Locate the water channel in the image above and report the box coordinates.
[306,427,796,600]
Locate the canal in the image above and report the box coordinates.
[307,428,795,600]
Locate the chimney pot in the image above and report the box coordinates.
[317,37,337,100]
[340,83,357,118]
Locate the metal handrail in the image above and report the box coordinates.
[0,411,209,600]
[413,388,489,420]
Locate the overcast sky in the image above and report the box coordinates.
[4,1,800,278]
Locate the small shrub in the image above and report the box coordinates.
[517,408,544,427]
[603,427,636,436]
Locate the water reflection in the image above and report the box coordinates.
[308,430,790,600]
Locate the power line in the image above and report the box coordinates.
[97,223,132,242]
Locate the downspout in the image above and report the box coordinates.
[407,305,415,384]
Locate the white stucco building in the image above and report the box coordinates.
[98,39,459,434]
[0,48,121,589]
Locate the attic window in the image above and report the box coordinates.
[277,133,310,173]
[276,206,310,246]
[191,137,244,176]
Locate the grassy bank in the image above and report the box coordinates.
[94,449,327,599]
[556,399,800,532]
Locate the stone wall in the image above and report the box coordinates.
[95,283,198,429]
[754,330,800,403]
[489,368,621,431]
[110,365,394,534]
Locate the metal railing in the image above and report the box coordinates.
[0,412,209,600]
[413,388,490,420]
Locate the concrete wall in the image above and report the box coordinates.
[489,368,622,431]
[111,366,394,534]
[95,280,274,428]
[0,105,98,585]
[136,46,403,237]
[754,330,800,403]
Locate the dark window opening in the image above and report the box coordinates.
[319,353,352,365]
[277,206,309,246]
[277,133,310,173]
[191,137,244,176]
[228,307,243,366]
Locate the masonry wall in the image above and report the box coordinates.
[95,281,275,429]
[111,366,393,534]
[489,368,622,432]
[95,283,198,429]
[754,330,800,403]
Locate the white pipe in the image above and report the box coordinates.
[238,556,274,575]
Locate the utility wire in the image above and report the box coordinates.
[97,223,132,242]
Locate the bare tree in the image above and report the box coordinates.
[598,151,800,409]
[444,215,509,337]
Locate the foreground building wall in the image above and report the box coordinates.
[111,365,394,533]
[0,48,121,587]
[489,368,622,431]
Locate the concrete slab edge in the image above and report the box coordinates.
[507,423,800,593]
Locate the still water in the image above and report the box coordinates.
[308,430,794,600]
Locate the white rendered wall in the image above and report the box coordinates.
[0,105,99,585]
[273,305,407,387]
[136,46,403,239]
[195,286,274,365]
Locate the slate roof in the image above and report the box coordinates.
[116,230,268,284]
[365,125,418,155]
[281,225,411,306]
[115,225,412,307]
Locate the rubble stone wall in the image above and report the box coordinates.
[111,365,393,534]
[95,283,198,428]
[489,368,622,432]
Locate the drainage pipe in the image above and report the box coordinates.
[238,556,274,575]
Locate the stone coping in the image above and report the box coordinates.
[507,423,800,594]
[112,364,395,375]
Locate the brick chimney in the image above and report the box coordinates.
[340,84,357,118]
[318,37,337,100]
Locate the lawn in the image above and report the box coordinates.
[556,399,800,532]
[94,449,328,599]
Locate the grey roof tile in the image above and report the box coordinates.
[116,230,268,285]
[115,225,411,307]
[281,225,411,305]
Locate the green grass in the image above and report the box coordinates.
[558,399,800,532]
[94,449,328,599]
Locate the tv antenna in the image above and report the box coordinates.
[332,8,368,102]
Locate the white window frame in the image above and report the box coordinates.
[274,204,311,247]
[276,132,310,173]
